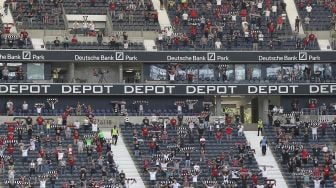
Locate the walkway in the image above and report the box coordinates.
[102,130,146,188]
[245,131,288,188]
[283,0,304,35]
[151,0,171,30]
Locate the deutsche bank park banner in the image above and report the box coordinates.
[0,83,335,95]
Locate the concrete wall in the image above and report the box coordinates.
[2,115,225,128]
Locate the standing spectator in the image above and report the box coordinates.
[54,37,60,47]
[185,151,191,168]
[6,99,13,115]
[260,137,268,155]
[215,39,222,49]
[295,16,300,32]
[271,3,277,17]
[111,125,119,145]
[148,168,158,186]
[225,125,233,140]
[97,31,103,46]
[312,126,318,140]
[306,4,312,17]
[29,160,36,177]
[238,123,244,136]
[63,36,69,49]
[257,118,263,136]
[2,66,9,81]
[36,115,44,131]
[215,129,223,144]
[277,15,284,30]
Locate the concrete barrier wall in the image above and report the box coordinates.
[0,115,225,128]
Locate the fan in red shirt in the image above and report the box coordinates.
[301,148,309,164]
[148,140,156,155]
[252,173,258,186]
[313,167,321,178]
[170,118,177,128]
[143,159,150,172]
[36,115,44,125]
[240,9,247,18]
[142,126,149,138]
[211,166,219,180]
[215,130,223,144]
[96,142,102,155]
[7,144,14,155]
[190,8,197,19]
[73,130,80,144]
[323,165,330,179]
[7,123,15,133]
[68,156,76,174]
[240,167,249,180]
[303,37,310,48]
[20,29,28,39]
[39,148,46,158]
[225,126,233,140]
[7,132,14,141]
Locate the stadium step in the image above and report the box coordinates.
[102,129,146,188]
[245,131,288,188]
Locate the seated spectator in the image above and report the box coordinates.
[89,21,96,36]
[72,21,79,34]
[16,66,24,80]
[54,37,60,47]
[20,29,28,39]
[71,35,78,45]
[215,39,222,49]
[17,36,25,48]
[97,31,103,46]
[63,36,69,49]
[123,40,129,49]
[2,66,9,80]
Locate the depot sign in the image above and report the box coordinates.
[0,84,335,95]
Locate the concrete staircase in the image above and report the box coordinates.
[102,129,146,188]
[245,131,288,188]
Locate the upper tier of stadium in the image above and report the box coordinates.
[0,0,333,51]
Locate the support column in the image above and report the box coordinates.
[215,95,222,116]
[68,62,75,83]
[119,63,123,83]
[258,96,269,124]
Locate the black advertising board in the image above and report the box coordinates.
[0,83,335,95]
[0,50,332,63]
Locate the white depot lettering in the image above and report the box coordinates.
[248,85,298,94]
[124,85,175,94]
[0,85,51,94]
[310,85,336,94]
[186,86,236,94]
[62,85,72,93]
[62,85,114,94]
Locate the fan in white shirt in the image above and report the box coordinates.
[74,120,80,129]
[182,12,188,21]
[149,170,157,181]
[169,73,175,81]
[306,5,312,13]
[92,123,98,132]
[216,0,221,6]
[215,40,222,49]
[39,178,47,188]
[271,5,277,13]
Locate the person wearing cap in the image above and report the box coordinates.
[260,137,268,156]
